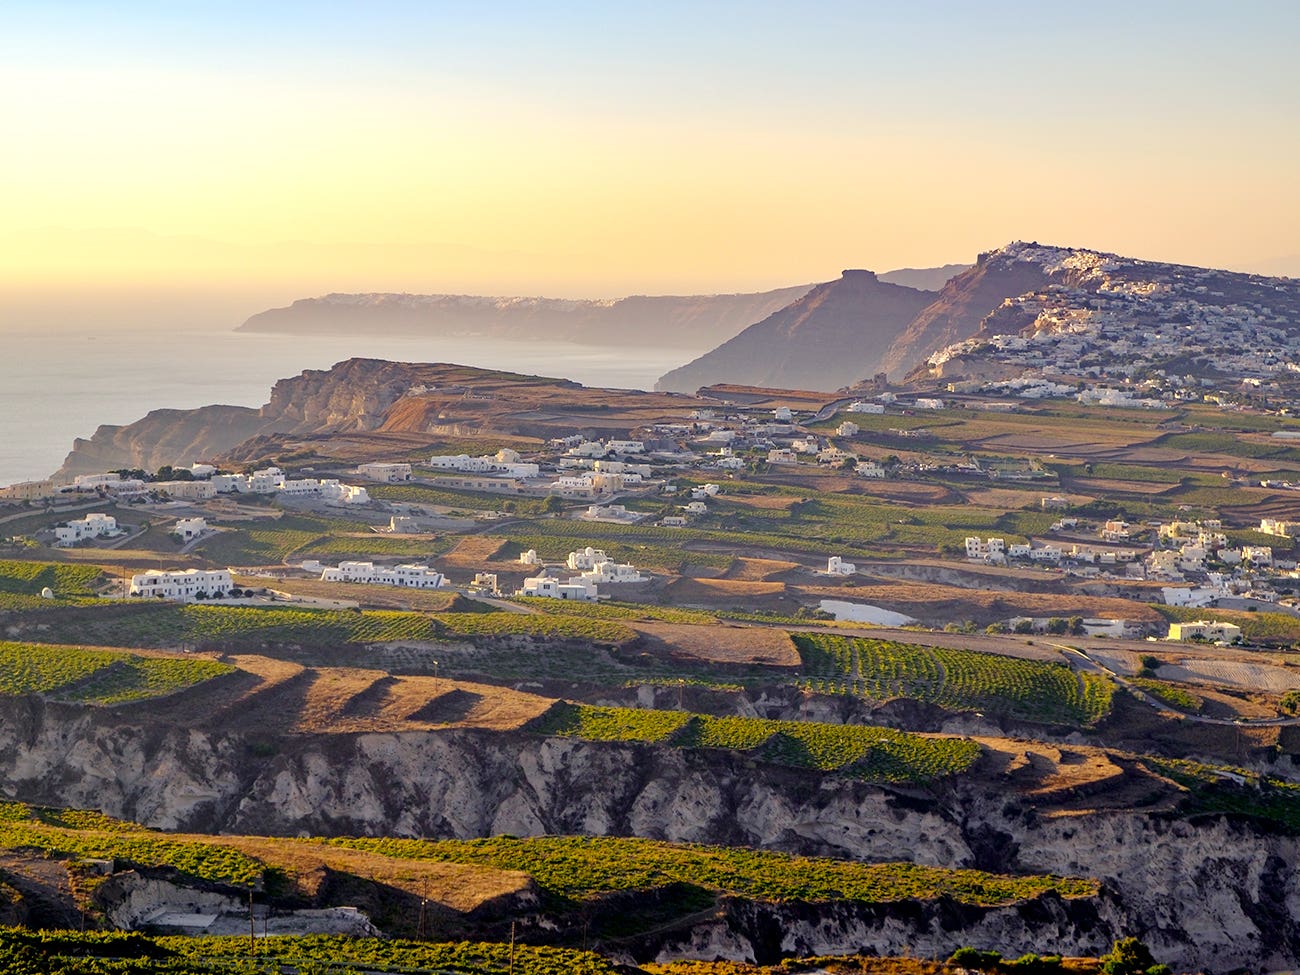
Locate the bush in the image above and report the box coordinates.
[1100,937,1160,975]
[949,946,1002,970]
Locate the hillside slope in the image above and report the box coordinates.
[655,270,935,393]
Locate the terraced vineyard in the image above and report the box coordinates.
[0,931,621,975]
[530,703,982,782]
[0,559,105,609]
[5,603,635,650]
[0,641,231,704]
[327,834,1096,905]
[794,635,1113,726]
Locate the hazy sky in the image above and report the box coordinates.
[2,0,1298,305]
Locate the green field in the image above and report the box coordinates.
[0,642,231,704]
[5,603,636,650]
[530,703,982,782]
[0,930,621,975]
[795,635,1113,726]
[326,834,1096,906]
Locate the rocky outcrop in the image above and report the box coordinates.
[876,248,1052,380]
[656,271,935,393]
[1,696,1298,970]
[55,358,429,476]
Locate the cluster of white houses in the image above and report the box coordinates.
[516,546,646,601]
[51,468,371,505]
[428,448,540,479]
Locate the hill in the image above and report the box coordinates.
[660,242,1300,390]
[237,286,814,350]
[655,270,935,393]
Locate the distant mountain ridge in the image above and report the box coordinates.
[238,286,815,350]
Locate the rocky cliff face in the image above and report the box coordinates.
[1,696,1296,971]
[877,248,1052,380]
[55,359,430,476]
[656,271,935,393]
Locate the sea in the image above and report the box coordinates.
[0,323,699,487]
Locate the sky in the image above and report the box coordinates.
[2,0,1298,317]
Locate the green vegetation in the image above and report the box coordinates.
[1128,678,1203,713]
[6,603,635,651]
[795,634,1113,726]
[0,930,621,975]
[326,834,1096,906]
[0,804,262,886]
[531,703,982,782]
[0,559,105,609]
[1145,757,1300,832]
[0,642,231,704]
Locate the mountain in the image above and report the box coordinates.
[877,263,970,292]
[237,286,813,350]
[654,270,936,393]
[658,243,1300,391]
[913,242,1300,383]
[875,246,1055,379]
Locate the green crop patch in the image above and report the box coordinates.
[325,834,1095,907]
[531,704,981,782]
[0,930,623,975]
[794,634,1113,726]
[0,642,231,704]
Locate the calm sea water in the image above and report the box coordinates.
[0,324,698,487]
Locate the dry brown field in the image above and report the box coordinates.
[629,621,800,667]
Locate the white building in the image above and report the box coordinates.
[518,575,598,601]
[519,549,543,566]
[358,462,413,482]
[54,512,120,546]
[767,448,798,465]
[74,472,125,490]
[773,407,793,421]
[210,474,247,494]
[606,440,645,455]
[582,504,642,523]
[1168,620,1243,643]
[914,398,945,410]
[567,547,609,570]
[1242,545,1274,566]
[470,572,500,595]
[249,468,286,493]
[189,464,217,479]
[173,517,207,541]
[691,484,720,499]
[319,561,447,589]
[580,560,645,584]
[836,421,860,437]
[661,515,688,527]
[130,568,233,601]
[847,401,885,414]
[684,501,708,514]
[428,452,540,478]
[855,461,885,478]
[153,480,217,501]
[1260,518,1300,538]
[826,556,856,576]
[965,537,1006,561]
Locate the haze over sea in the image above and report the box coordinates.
[0,324,695,488]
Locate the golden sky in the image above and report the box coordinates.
[2,3,1297,302]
